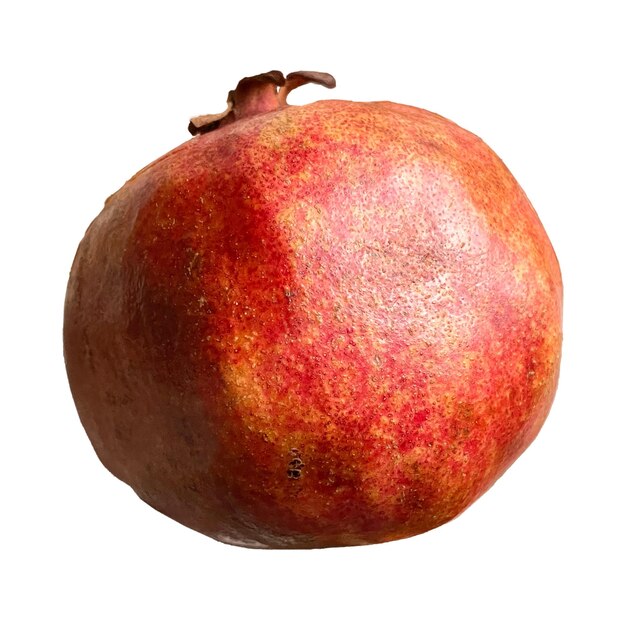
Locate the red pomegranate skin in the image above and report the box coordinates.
[64,83,562,548]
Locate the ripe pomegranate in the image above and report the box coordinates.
[64,70,562,549]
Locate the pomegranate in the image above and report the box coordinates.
[64,70,562,549]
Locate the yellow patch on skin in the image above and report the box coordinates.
[512,258,531,284]
[219,356,266,411]
[297,168,312,183]
[274,203,298,231]
[275,199,325,254]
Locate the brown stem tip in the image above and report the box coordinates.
[188,70,336,136]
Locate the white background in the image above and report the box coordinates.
[2,1,625,616]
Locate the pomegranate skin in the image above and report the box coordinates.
[64,95,562,549]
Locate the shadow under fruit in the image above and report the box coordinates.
[64,70,563,549]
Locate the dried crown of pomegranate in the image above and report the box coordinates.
[188,70,336,135]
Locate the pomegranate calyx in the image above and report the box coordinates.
[278,71,336,105]
[188,70,336,136]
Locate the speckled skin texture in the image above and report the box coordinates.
[64,99,562,548]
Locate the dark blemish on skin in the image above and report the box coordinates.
[288,448,304,479]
